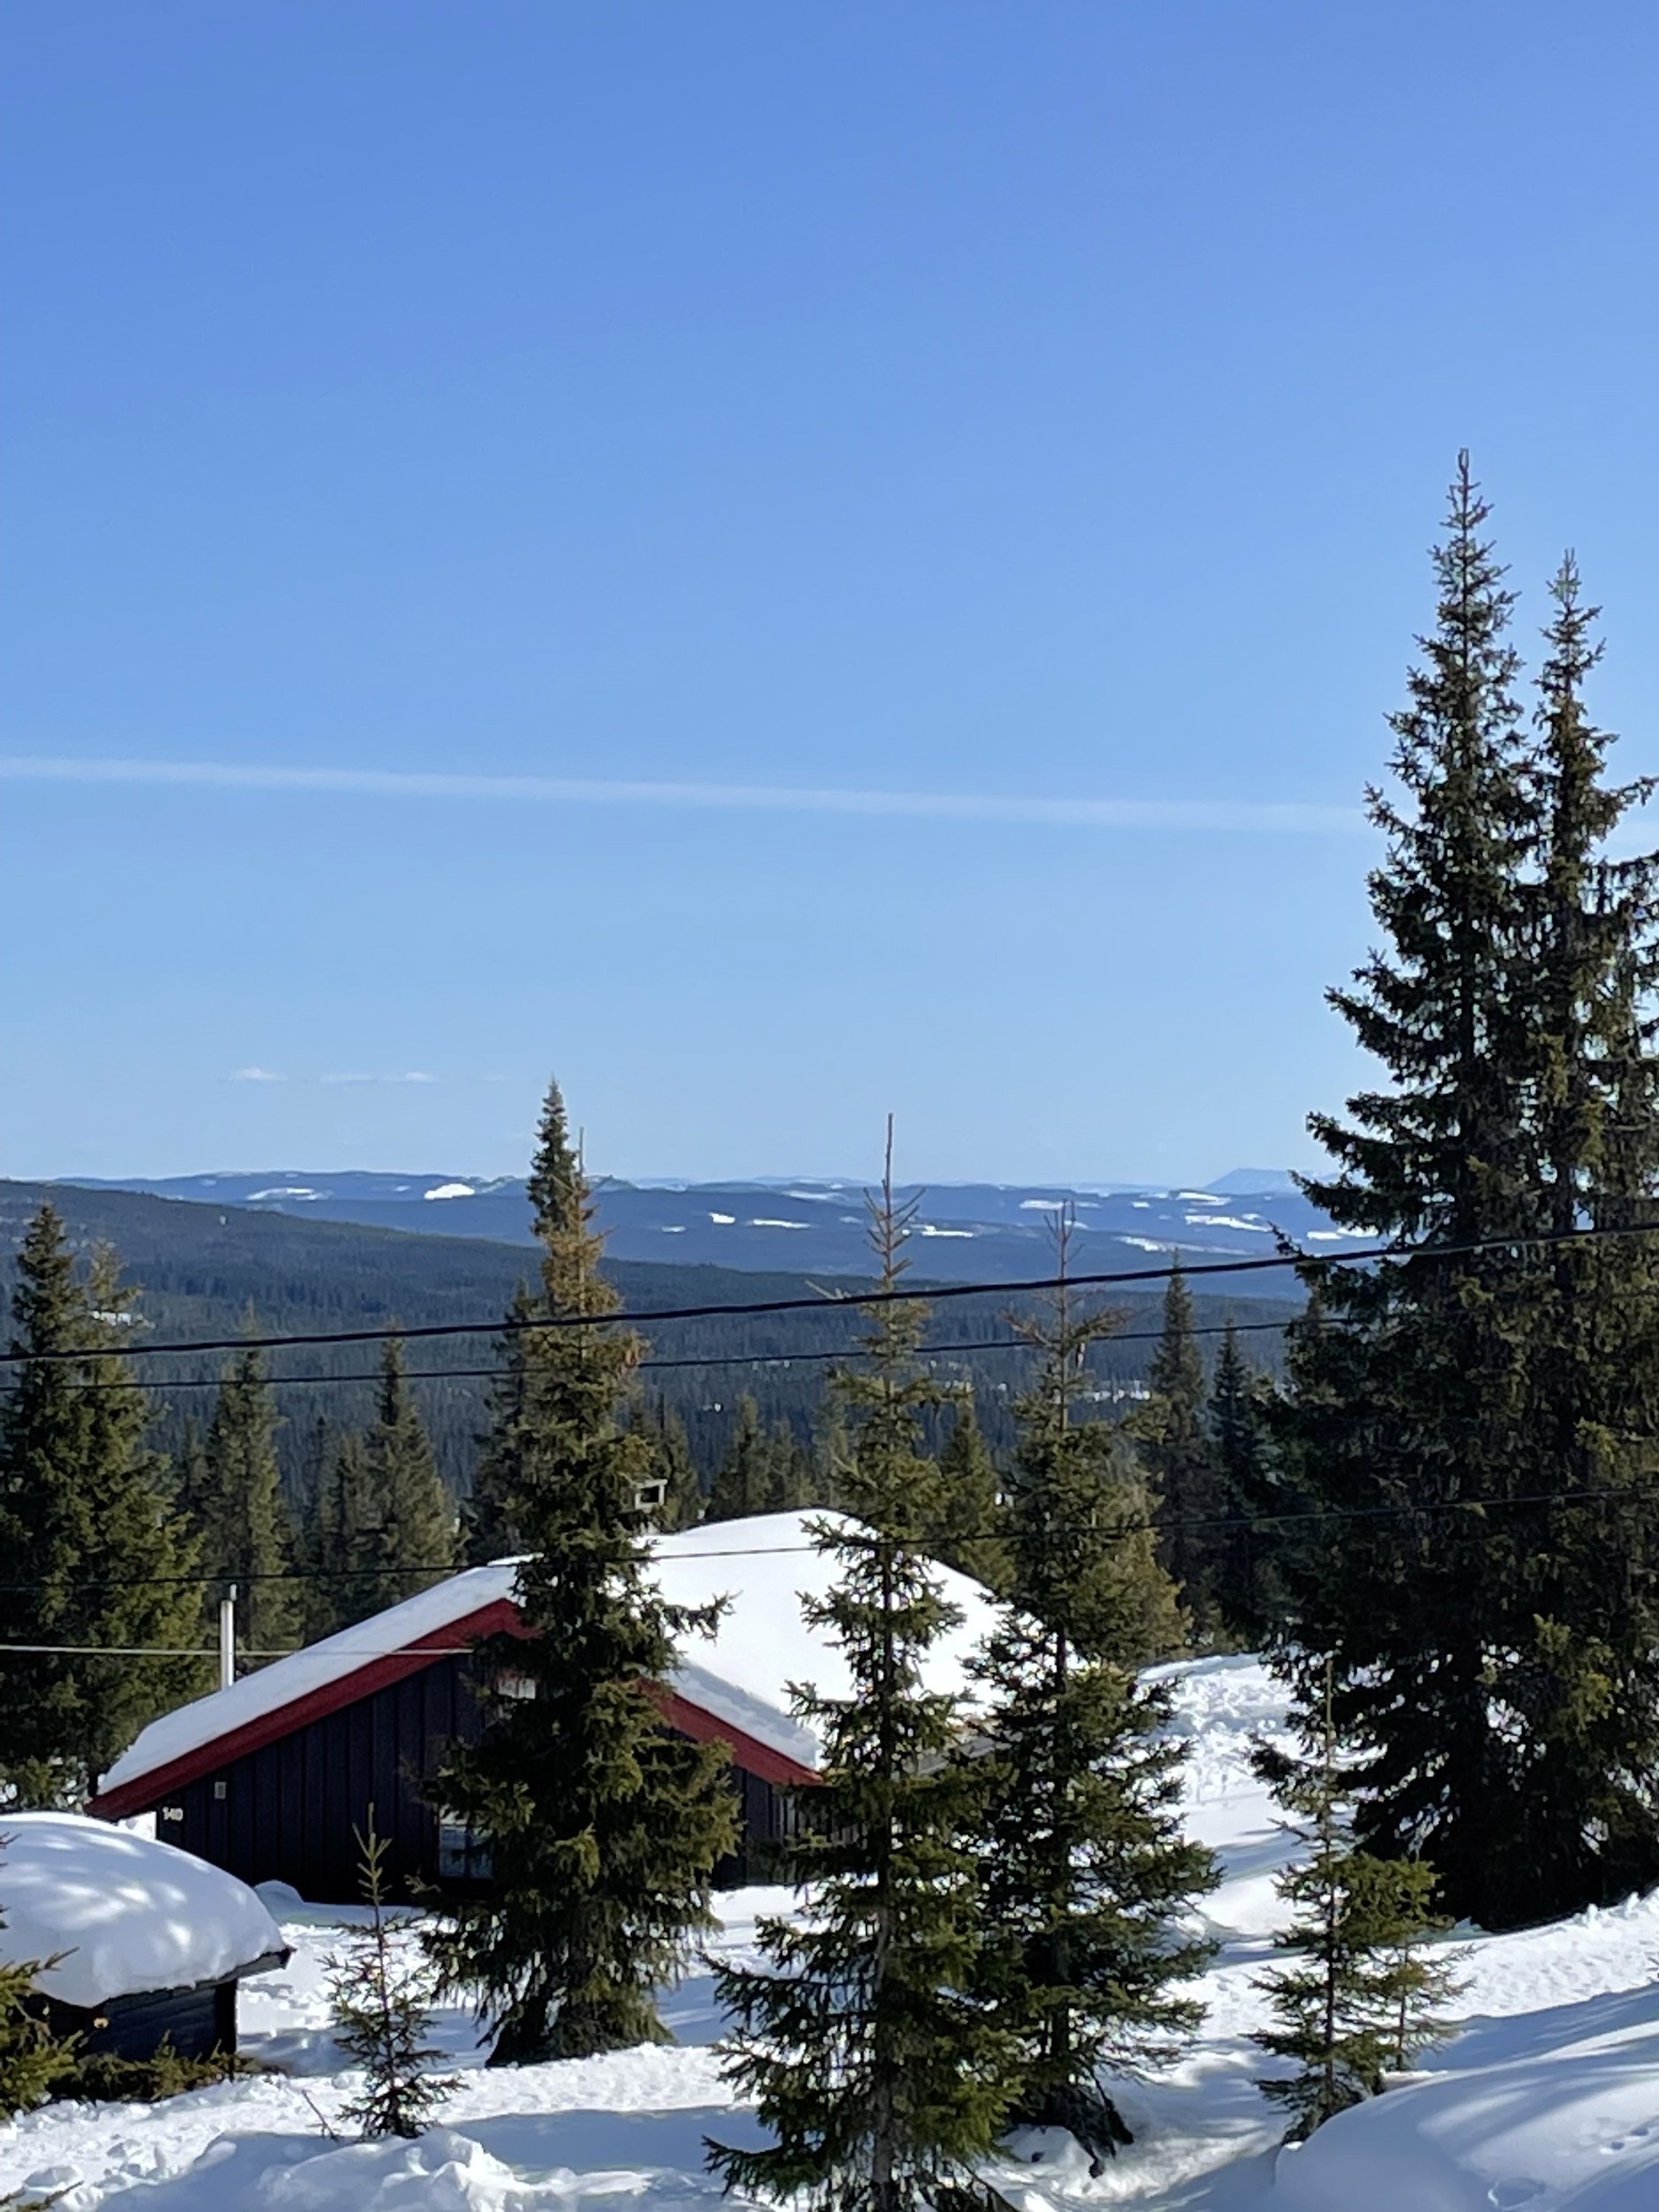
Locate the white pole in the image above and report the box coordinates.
[219,1584,237,1691]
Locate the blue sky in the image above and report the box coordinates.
[5,1,1659,1185]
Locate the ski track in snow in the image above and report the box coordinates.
[10,1661,1659,2208]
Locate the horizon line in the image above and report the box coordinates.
[0,754,1367,834]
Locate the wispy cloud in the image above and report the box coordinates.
[229,1068,438,1086]
[320,1070,439,1085]
[0,754,1366,835]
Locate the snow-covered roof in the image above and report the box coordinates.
[98,1511,996,1800]
[0,1813,286,2009]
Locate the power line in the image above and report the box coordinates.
[0,1314,1303,1398]
[5,1214,1645,1368]
[0,1247,1304,1364]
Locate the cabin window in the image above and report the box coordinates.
[494,1669,537,1701]
[213,1779,228,1800]
[437,1812,492,1880]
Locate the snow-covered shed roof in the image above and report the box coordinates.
[0,1813,287,2010]
[93,1511,995,1817]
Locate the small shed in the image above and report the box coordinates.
[0,1813,289,2061]
[89,1510,995,1902]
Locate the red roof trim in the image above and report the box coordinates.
[88,1597,522,1820]
[89,1599,818,1818]
[650,1684,818,1789]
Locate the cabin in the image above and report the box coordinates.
[0,1813,288,2062]
[89,1510,995,1904]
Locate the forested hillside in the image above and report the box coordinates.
[0,1178,1291,1496]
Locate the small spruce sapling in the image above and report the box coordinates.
[1369,1858,1465,2074]
[1251,1666,1461,2138]
[326,1810,455,2139]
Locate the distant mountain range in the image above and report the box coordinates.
[60,1167,1355,1290]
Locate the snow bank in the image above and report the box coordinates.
[0,1813,284,2008]
[108,2127,688,2209]
[1272,1982,1659,2210]
[77,2116,766,2210]
[99,1512,997,1797]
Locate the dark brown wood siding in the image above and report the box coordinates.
[149,1653,805,1902]
[39,1977,239,2062]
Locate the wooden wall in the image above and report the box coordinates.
[148,1655,807,1903]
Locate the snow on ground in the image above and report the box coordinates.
[11,1660,1659,2208]
[0,1814,284,2008]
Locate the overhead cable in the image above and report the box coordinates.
[2,1214,1651,1368]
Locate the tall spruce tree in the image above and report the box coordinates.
[708,1132,1017,2211]
[1140,1261,1222,1640]
[428,1080,738,2064]
[199,1338,303,1665]
[1283,459,1659,1925]
[1500,554,1659,1911]
[969,1217,1208,2165]
[0,1210,205,1803]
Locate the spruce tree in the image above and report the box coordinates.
[763,1418,817,1511]
[1284,459,1659,1924]
[708,1132,1017,2211]
[1501,554,1659,1912]
[928,1398,1010,1594]
[198,1339,302,1665]
[628,1398,704,1530]
[969,1218,1209,2165]
[428,1080,738,2065]
[463,1283,539,1563]
[326,1810,455,2138]
[303,1430,380,1638]
[0,1210,205,1803]
[1207,1323,1280,1646]
[1140,1261,1222,1639]
[705,1395,771,1522]
[1252,1671,1460,2140]
[364,1339,455,1605]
